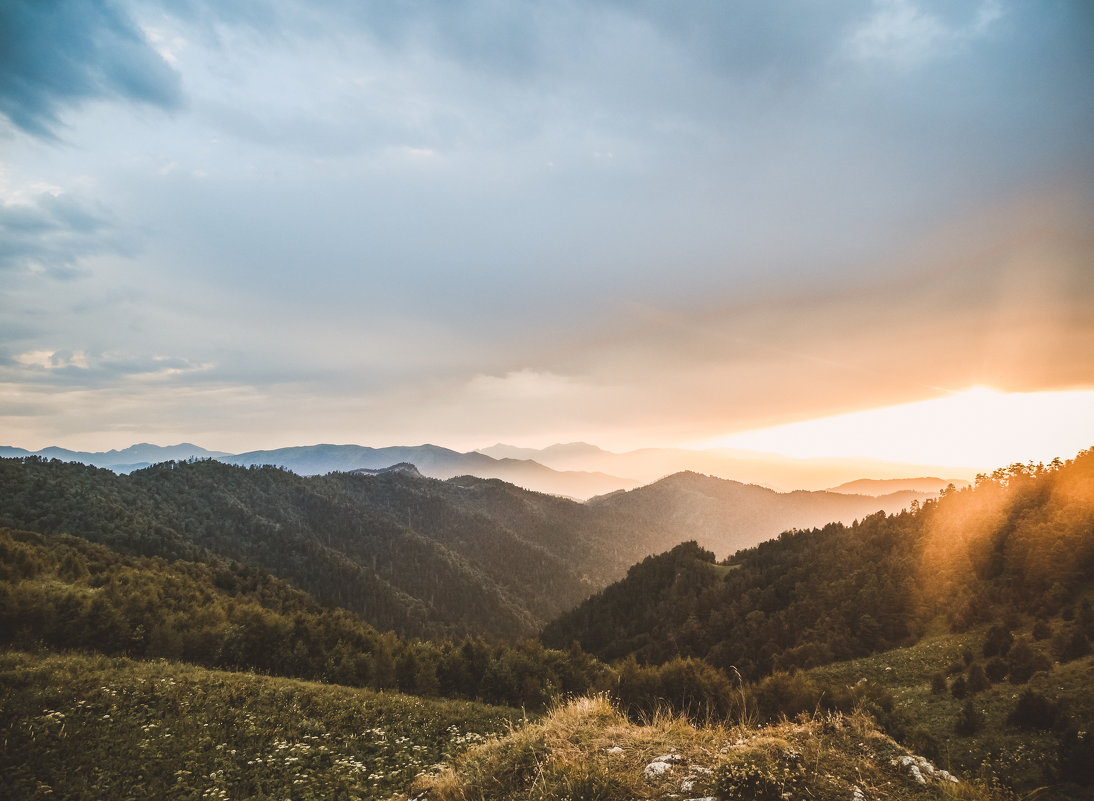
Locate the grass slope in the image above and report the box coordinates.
[808,623,1094,796]
[406,694,967,801]
[0,650,518,800]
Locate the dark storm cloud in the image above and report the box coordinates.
[0,0,182,138]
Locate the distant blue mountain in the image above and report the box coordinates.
[218,444,633,498]
[7,443,229,471]
[4,442,632,499]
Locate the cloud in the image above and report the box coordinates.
[0,0,182,138]
[14,350,89,370]
[846,0,1003,67]
[1,0,1091,454]
[0,187,126,279]
[0,348,212,389]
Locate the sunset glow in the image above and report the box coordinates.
[1,1,1092,476]
[699,388,1094,469]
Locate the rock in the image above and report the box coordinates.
[644,761,673,779]
[645,753,686,780]
[606,746,624,755]
[891,753,957,785]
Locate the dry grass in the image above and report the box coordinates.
[399,694,976,801]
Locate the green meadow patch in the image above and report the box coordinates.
[809,624,1094,796]
[0,650,519,800]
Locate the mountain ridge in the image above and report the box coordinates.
[827,476,972,495]
[542,450,1094,680]
[5,440,982,499]
[4,442,635,499]
[478,442,980,492]
[0,456,933,640]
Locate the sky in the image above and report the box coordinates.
[1,0,1092,468]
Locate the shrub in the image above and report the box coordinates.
[1058,729,1094,787]
[1078,599,1094,638]
[966,663,991,694]
[984,657,1008,683]
[1031,619,1052,641]
[955,699,983,736]
[1006,640,1050,684]
[1054,629,1090,663]
[1006,689,1058,731]
[950,675,968,699]
[751,670,822,721]
[614,656,734,723]
[930,672,948,695]
[982,625,1013,658]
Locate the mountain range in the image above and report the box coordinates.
[2,440,976,499]
[478,442,977,493]
[544,451,1094,680]
[3,448,1090,801]
[0,442,631,499]
[0,455,931,641]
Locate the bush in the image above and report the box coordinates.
[1054,629,1090,663]
[614,657,734,723]
[1031,619,1052,641]
[1006,640,1050,684]
[1006,689,1058,731]
[930,672,948,695]
[966,663,991,694]
[751,671,822,721]
[955,699,983,736]
[950,675,968,699]
[984,657,1008,683]
[983,625,1013,658]
[1078,600,1094,637]
[1058,729,1094,786]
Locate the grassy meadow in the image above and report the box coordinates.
[809,622,1094,795]
[0,650,519,800]
[3,628,1092,800]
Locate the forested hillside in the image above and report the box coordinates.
[0,526,608,708]
[0,457,922,640]
[0,458,610,640]
[544,450,1094,680]
[4,451,1093,798]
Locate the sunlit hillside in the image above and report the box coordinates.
[2,449,1093,798]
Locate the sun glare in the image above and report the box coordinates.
[701,388,1094,469]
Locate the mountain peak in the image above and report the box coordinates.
[348,462,423,478]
